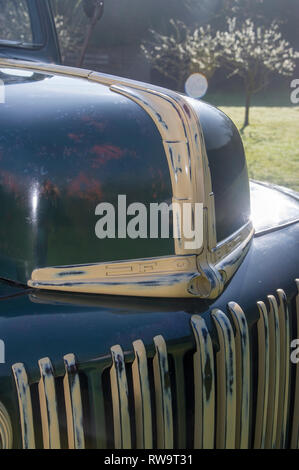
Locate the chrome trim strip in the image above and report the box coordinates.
[110,345,132,449]
[291,279,299,449]
[265,296,280,449]
[12,363,35,449]
[38,358,61,449]
[63,354,85,449]
[212,310,237,449]
[29,255,202,299]
[228,302,250,449]
[191,315,215,449]
[153,335,173,449]
[254,302,270,449]
[132,340,153,449]
[276,290,290,448]
[254,219,299,238]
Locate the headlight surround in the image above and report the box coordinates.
[0,402,12,449]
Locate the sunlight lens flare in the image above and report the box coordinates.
[185,73,208,99]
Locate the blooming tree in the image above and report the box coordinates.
[218,18,299,129]
[141,20,221,90]
[142,16,298,129]
[51,0,88,62]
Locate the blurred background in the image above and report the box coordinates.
[51,0,299,191]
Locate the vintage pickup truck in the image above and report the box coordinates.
[0,0,298,450]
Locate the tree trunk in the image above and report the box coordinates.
[242,90,252,132]
[77,2,104,68]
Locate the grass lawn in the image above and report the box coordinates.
[205,92,299,192]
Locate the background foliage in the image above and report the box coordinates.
[46,1,299,190]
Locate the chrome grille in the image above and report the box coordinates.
[12,280,299,449]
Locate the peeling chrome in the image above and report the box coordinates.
[254,301,270,449]
[265,296,280,449]
[132,340,153,449]
[191,315,215,449]
[291,280,299,449]
[12,363,35,449]
[153,335,173,449]
[0,401,13,449]
[276,290,290,448]
[63,354,85,449]
[212,309,237,449]
[38,357,61,449]
[110,345,132,449]
[228,302,250,449]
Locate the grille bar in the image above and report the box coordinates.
[12,363,36,449]
[38,358,61,449]
[191,315,215,449]
[254,301,270,449]
[212,309,237,449]
[228,302,251,449]
[63,354,85,449]
[132,340,153,449]
[153,335,174,449]
[291,279,299,449]
[276,289,291,448]
[110,345,132,449]
[265,296,280,448]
